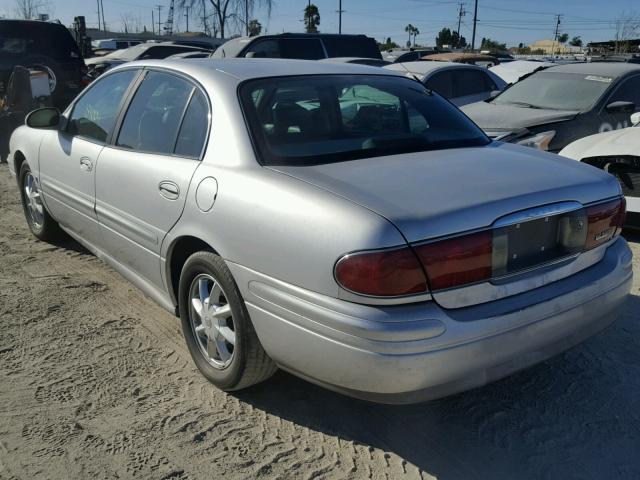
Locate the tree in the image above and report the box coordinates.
[405,24,419,47]
[435,27,455,48]
[179,0,273,38]
[247,19,261,36]
[480,37,507,51]
[569,36,582,47]
[14,0,48,19]
[557,33,569,44]
[304,4,320,33]
[614,11,640,53]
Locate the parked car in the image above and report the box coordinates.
[385,61,507,106]
[420,52,500,67]
[489,59,554,85]
[319,57,391,67]
[561,112,640,224]
[85,43,210,77]
[8,59,631,404]
[383,48,438,63]
[461,62,640,152]
[0,19,87,110]
[90,38,142,52]
[211,33,382,60]
[167,51,212,60]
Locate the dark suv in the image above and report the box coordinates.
[211,33,382,60]
[0,20,86,110]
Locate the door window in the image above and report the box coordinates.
[116,71,194,155]
[453,69,496,97]
[174,90,209,158]
[67,69,137,143]
[607,76,640,107]
[425,71,453,98]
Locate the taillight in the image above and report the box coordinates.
[414,231,493,291]
[334,247,428,297]
[585,197,626,250]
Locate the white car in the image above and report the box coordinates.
[561,112,640,220]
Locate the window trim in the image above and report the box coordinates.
[107,66,212,161]
[63,67,143,146]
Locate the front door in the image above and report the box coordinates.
[95,70,209,289]
[38,69,138,248]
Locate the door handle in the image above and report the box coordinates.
[79,157,93,172]
[158,181,180,200]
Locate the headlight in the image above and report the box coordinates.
[516,130,556,151]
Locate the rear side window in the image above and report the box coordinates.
[244,38,325,59]
[322,37,381,59]
[174,90,209,158]
[68,69,137,143]
[454,69,495,97]
[138,46,195,59]
[116,71,194,155]
[607,76,640,107]
[425,71,454,98]
[0,22,81,61]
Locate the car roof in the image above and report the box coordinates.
[385,61,483,74]
[118,58,402,82]
[545,62,640,77]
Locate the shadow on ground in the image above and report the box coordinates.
[236,294,640,479]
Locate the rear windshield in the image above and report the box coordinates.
[0,22,81,61]
[492,71,614,111]
[240,75,490,166]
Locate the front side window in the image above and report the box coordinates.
[240,74,489,166]
[607,76,640,107]
[67,69,137,143]
[116,71,194,154]
[492,71,613,111]
[424,71,453,98]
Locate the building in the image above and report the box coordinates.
[528,39,581,55]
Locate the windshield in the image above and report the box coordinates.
[240,75,490,166]
[492,71,614,111]
[112,44,149,61]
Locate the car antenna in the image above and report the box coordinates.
[396,61,432,93]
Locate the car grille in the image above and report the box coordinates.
[583,156,640,198]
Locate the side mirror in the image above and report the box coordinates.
[25,107,60,129]
[488,90,501,99]
[245,51,257,58]
[606,100,636,114]
[631,112,640,126]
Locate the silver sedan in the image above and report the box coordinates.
[8,59,632,404]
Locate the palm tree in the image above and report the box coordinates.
[304,4,320,33]
[412,26,420,46]
[405,24,414,47]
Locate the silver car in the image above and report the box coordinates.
[8,59,632,404]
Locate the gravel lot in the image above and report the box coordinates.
[1,162,639,480]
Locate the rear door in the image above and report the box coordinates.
[95,69,209,289]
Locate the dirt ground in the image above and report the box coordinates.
[1,162,639,480]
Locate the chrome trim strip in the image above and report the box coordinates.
[493,201,583,228]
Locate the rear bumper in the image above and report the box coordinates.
[228,237,632,404]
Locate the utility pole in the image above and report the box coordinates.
[100,0,106,32]
[245,0,249,36]
[96,0,101,30]
[184,7,189,32]
[152,9,155,34]
[456,3,465,48]
[471,0,478,51]
[156,5,163,36]
[552,14,562,56]
[337,0,344,34]
[201,0,208,36]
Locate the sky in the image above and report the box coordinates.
[0,0,637,47]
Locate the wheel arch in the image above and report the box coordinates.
[13,150,26,181]
[165,235,219,307]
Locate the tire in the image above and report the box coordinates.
[178,251,277,391]
[18,162,62,242]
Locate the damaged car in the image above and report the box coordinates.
[461,62,640,152]
[8,59,632,404]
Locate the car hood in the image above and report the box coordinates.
[461,101,579,134]
[269,142,620,242]
[560,126,640,160]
